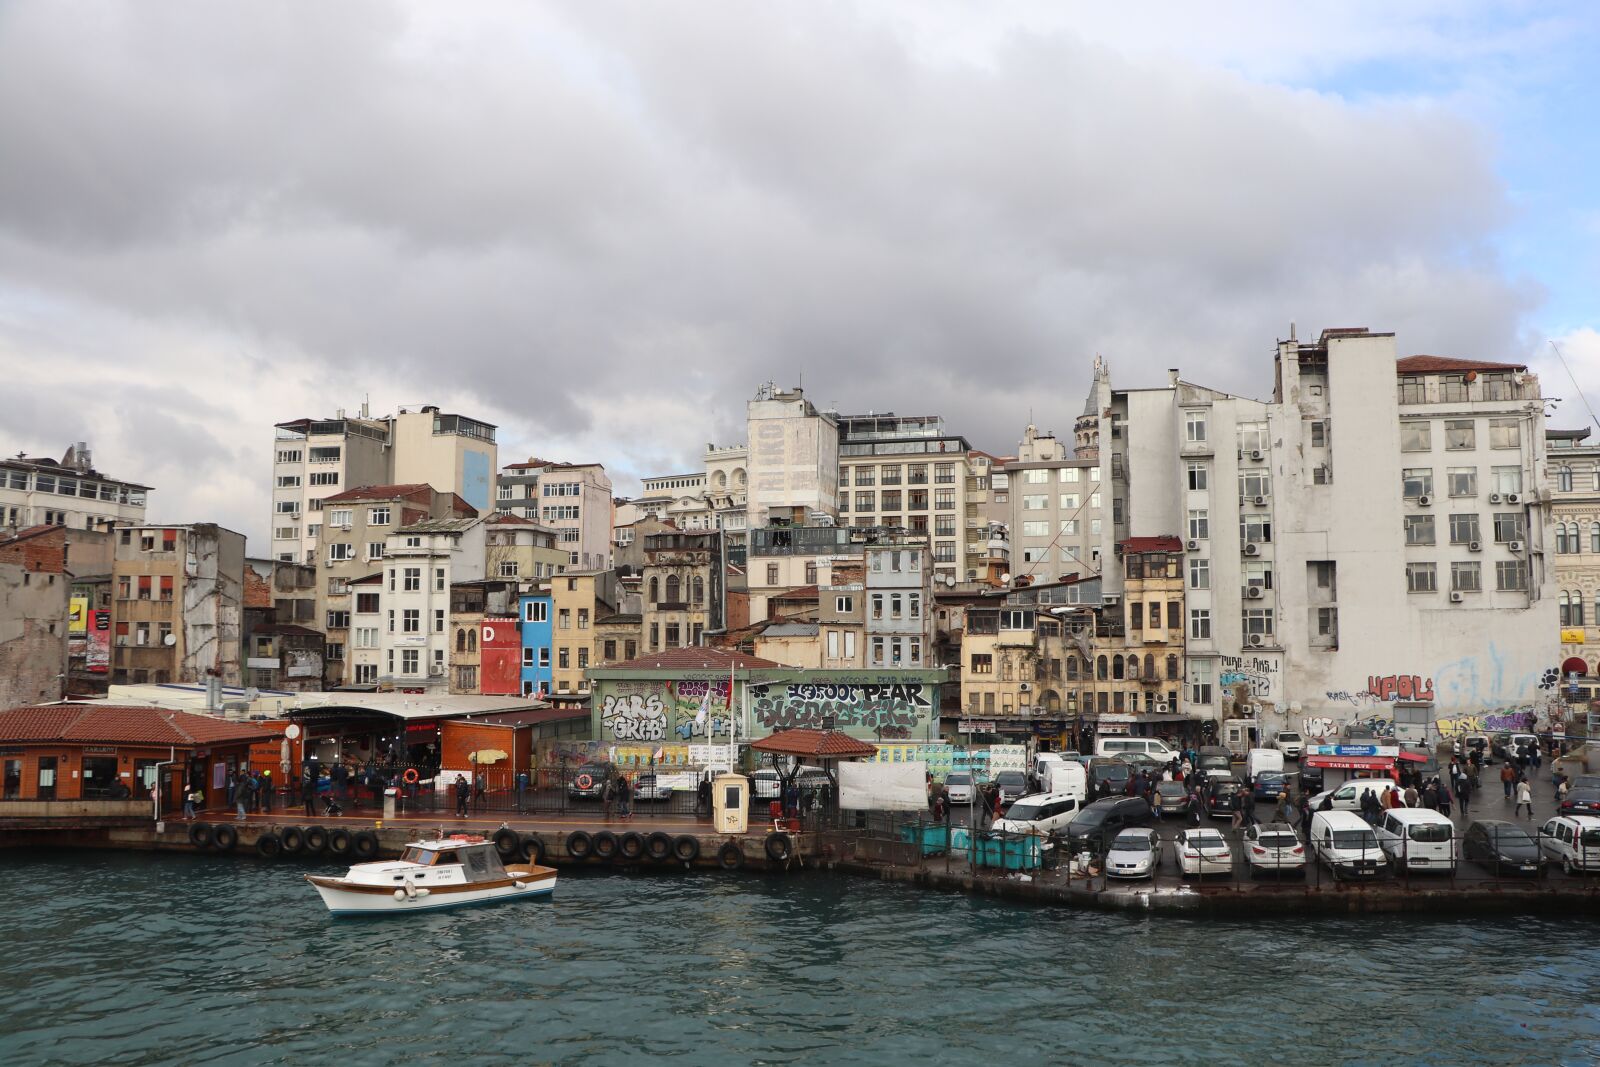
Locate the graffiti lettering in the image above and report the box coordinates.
[1219,654,1277,700]
[747,681,933,739]
[1434,708,1537,736]
[600,693,667,742]
[1364,674,1435,702]
[674,715,732,741]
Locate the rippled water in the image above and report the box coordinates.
[1,850,1598,1066]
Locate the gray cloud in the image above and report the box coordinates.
[0,1,1565,549]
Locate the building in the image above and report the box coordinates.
[836,412,972,584]
[641,530,725,653]
[1083,536,1186,739]
[496,460,613,570]
[628,444,750,556]
[746,383,840,529]
[863,543,934,670]
[447,579,520,695]
[0,443,149,536]
[1005,425,1105,585]
[378,516,487,692]
[612,515,677,575]
[315,483,475,684]
[1548,427,1600,702]
[111,524,245,685]
[348,573,383,687]
[550,570,619,697]
[1102,328,1558,743]
[0,526,70,707]
[271,406,496,567]
[519,588,554,697]
[241,558,324,692]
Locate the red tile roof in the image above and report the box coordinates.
[608,647,781,671]
[488,514,538,525]
[772,585,820,600]
[321,483,432,505]
[1119,535,1183,553]
[0,704,278,747]
[1396,355,1527,375]
[749,728,878,759]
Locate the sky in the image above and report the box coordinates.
[2,1,1597,551]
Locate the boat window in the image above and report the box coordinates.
[401,847,427,864]
[433,851,459,866]
[467,851,489,873]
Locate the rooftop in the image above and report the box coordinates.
[396,516,480,535]
[1395,355,1527,375]
[606,647,782,671]
[749,728,878,759]
[1119,535,1184,554]
[322,483,433,505]
[0,704,274,747]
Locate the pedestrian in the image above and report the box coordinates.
[302,773,317,818]
[602,773,616,820]
[1422,780,1438,811]
[515,770,529,813]
[1530,742,1542,773]
[1403,783,1419,808]
[1241,788,1257,828]
[617,773,633,821]
[1513,777,1534,819]
[1296,791,1312,832]
[1557,777,1570,807]
[1188,786,1203,827]
[1437,780,1452,819]
[235,774,251,821]
[1277,790,1294,825]
[1501,762,1516,800]
[260,770,273,813]
[1180,758,1193,779]
[992,786,1005,824]
[226,769,238,809]
[454,773,470,817]
[473,771,487,812]
[183,785,199,821]
[1458,775,1472,817]
[697,774,712,819]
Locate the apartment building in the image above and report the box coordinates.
[746,383,839,528]
[348,573,383,687]
[641,530,724,653]
[863,543,934,670]
[314,483,473,684]
[819,564,866,669]
[0,443,149,535]
[836,412,971,584]
[519,588,553,697]
[1102,328,1557,741]
[1086,537,1185,728]
[270,405,496,566]
[1548,428,1600,699]
[630,444,751,558]
[1006,425,1105,585]
[484,514,568,585]
[0,526,70,706]
[447,580,519,695]
[497,459,613,569]
[378,516,486,691]
[550,570,620,695]
[111,524,245,685]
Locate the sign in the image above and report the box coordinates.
[958,720,995,733]
[82,746,116,755]
[479,616,521,696]
[87,610,111,674]
[69,597,88,635]
[1305,744,1399,757]
[989,744,1027,773]
[1562,628,1586,645]
[284,724,302,740]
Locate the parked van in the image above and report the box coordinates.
[1271,731,1304,759]
[1046,760,1088,803]
[994,791,1081,837]
[1307,777,1396,813]
[1375,808,1458,873]
[1246,748,1284,781]
[1309,810,1386,880]
[1537,815,1600,874]
[1095,737,1175,759]
[1032,752,1066,786]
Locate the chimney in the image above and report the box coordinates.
[1167,369,1180,387]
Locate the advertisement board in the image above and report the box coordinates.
[479,617,521,696]
[86,609,111,673]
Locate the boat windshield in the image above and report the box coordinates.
[399,847,459,866]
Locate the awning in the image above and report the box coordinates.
[1396,750,1429,763]
[1563,656,1588,677]
[1304,755,1394,771]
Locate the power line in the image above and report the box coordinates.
[1551,339,1600,436]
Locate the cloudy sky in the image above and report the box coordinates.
[2,1,1597,550]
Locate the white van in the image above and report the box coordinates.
[1246,748,1284,781]
[1309,810,1386,880]
[1375,808,1458,873]
[1307,778,1395,813]
[1095,737,1175,759]
[1046,760,1088,803]
[1032,752,1066,785]
[1538,815,1600,874]
[993,791,1081,836]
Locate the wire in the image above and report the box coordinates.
[1014,468,1106,583]
[1551,340,1600,436]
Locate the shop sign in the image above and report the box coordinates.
[958,720,995,733]
[81,746,117,755]
[1305,744,1398,757]
[1562,628,1585,645]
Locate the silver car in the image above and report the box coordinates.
[1105,828,1161,879]
[1243,821,1306,876]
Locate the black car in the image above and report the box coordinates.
[1205,774,1243,817]
[567,764,615,801]
[1560,787,1600,817]
[1196,746,1233,775]
[1462,820,1545,877]
[1065,796,1155,854]
[1088,759,1132,797]
[1298,764,1325,794]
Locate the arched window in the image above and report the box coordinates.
[1066,656,1079,681]
[1096,655,1108,680]
[1143,654,1156,679]
[1112,655,1125,680]
[456,628,467,653]
[1560,592,1571,627]
[1559,465,1574,492]
[1167,654,1180,680]
[665,575,681,603]
[1558,525,1571,554]
[1127,656,1140,679]
[1575,594,1586,627]
[692,576,705,605]
[1591,522,1600,554]
[649,576,659,604]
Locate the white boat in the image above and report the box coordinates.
[306,834,557,915]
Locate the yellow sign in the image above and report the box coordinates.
[1562,628,1585,645]
[69,597,88,634]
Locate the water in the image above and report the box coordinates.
[1,851,1597,1067]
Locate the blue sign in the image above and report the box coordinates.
[1306,744,1397,757]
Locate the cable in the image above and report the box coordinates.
[1551,340,1600,436]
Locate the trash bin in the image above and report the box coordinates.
[383,787,398,820]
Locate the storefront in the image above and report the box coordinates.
[1303,745,1428,789]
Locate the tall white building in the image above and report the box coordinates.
[1102,327,1558,741]
[378,516,486,691]
[496,460,613,570]
[1,443,148,534]
[746,384,839,528]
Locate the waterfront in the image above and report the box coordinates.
[1,851,1598,1066]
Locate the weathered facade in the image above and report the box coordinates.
[0,526,70,707]
[112,524,244,685]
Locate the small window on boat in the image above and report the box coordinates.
[433,851,459,866]
[467,851,489,873]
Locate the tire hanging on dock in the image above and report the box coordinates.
[280,827,306,854]
[521,834,546,865]
[717,842,744,870]
[352,831,379,859]
[763,832,793,864]
[302,826,328,853]
[592,831,619,861]
[492,828,521,859]
[328,829,353,856]
[619,832,645,861]
[255,833,282,858]
[645,832,674,862]
[188,822,214,849]
[211,824,239,852]
[672,835,700,863]
[566,831,593,860]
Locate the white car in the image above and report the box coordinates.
[1243,822,1306,876]
[752,769,781,800]
[944,772,975,805]
[1173,827,1233,877]
[1271,732,1304,759]
[631,774,673,802]
[1539,815,1600,874]
[1105,828,1161,879]
[993,791,1080,837]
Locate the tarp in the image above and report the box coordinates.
[839,761,927,811]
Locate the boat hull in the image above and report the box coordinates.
[306,865,557,916]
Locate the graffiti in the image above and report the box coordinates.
[1349,715,1395,738]
[1537,668,1559,692]
[1434,708,1537,736]
[1301,717,1336,740]
[675,715,732,741]
[749,682,933,739]
[1219,655,1279,699]
[1323,690,1375,707]
[600,693,667,742]
[1364,674,1434,702]
[667,679,733,739]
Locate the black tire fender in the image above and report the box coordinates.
[280,827,306,854]
[619,832,645,860]
[492,827,521,858]
[188,822,214,849]
[521,834,546,865]
[764,832,793,863]
[327,829,353,856]
[254,833,282,859]
[673,835,700,863]
[351,831,379,860]
[717,842,744,870]
[646,832,674,862]
[566,831,593,860]
[592,831,619,861]
[302,826,328,853]
[211,824,238,852]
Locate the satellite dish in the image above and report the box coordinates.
[163,633,177,647]
[942,574,956,588]
[999,573,1011,585]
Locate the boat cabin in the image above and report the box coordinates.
[387,837,509,886]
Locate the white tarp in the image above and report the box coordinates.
[989,745,1028,774]
[839,761,927,811]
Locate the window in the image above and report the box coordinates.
[1488,418,1520,449]
[1401,468,1433,499]
[1188,557,1209,589]
[1406,563,1437,593]
[328,509,352,527]
[1186,463,1208,491]
[664,575,681,603]
[908,489,928,510]
[499,561,519,578]
[276,449,302,464]
[1022,521,1049,537]
[435,569,446,591]
[404,567,421,591]
[1058,519,1078,536]
[664,623,681,648]
[1444,420,1475,450]
[578,647,589,670]
[1398,375,1426,404]
[539,647,551,668]
[934,489,955,509]
[1241,608,1274,637]
[1440,374,1468,403]
[880,491,902,512]
[766,563,779,585]
[354,627,379,649]
[387,609,395,633]
[1184,411,1207,443]
[1451,561,1481,592]
[1187,509,1209,540]
[1315,607,1338,641]
[1059,467,1081,484]
[1400,422,1432,452]
[855,492,874,513]
[1482,373,1514,401]
[1558,465,1574,492]
[1489,466,1522,495]
[970,654,993,675]
[1310,421,1328,448]
[1495,560,1527,591]
[367,507,390,526]
[1448,513,1481,545]
[1058,493,1080,510]
[870,594,884,620]
[1404,515,1435,545]
[854,467,875,487]
[1240,516,1272,544]
[1446,467,1476,498]
[403,609,419,633]
[1190,608,1211,639]
[434,609,445,633]
[558,648,570,669]
[1238,471,1270,500]
[1556,522,1573,554]
[558,608,571,630]
[401,649,419,675]
[1190,660,1213,705]
[1023,494,1048,510]
[327,543,353,563]
[1492,513,1525,543]
[525,601,547,623]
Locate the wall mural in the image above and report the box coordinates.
[1219,654,1279,701]
[596,679,735,744]
[747,681,935,739]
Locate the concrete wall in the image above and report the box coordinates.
[0,560,68,705]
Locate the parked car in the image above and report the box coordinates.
[1297,764,1325,795]
[1105,828,1161,879]
[1046,761,1088,804]
[1115,753,1167,776]
[1095,737,1176,759]
[1196,746,1233,776]
[993,771,1029,804]
[1153,780,1190,817]
[1088,759,1132,797]
[1309,810,1386,881]
[1243,822,1305,877]
[1204,773,1243,818]
[1271,732,1304,759]
[944,772,976,805]
[567,764,615,801]
[1246,748,1285,781]
[993,791,1081,837]
[752,769,782,800]
[1463,734,1492,763]
[1462,820,1545,877]
[1374,808,1457,873]
[1538,815,1600,875]
[1252,771,1293,804]
[1173,827,1233,877]
[1559,785,1600,818]
[632,774,674,802]
[1065,796,1155,855]
[1307,778,1396,814]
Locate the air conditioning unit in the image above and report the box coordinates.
[1018,682,1032,693]
[1249,449,1264,461]
[1186,539,1199,552]
[1245,633,1265,648]
[1450,591,1464,603]
[1488,493,1502,504]
[1506,493,1520,504]
[1468,540,1482,552]
[1243,543,1260,556]
[429,664,445,677]
[1509,540,1523,553]
[1154,702,1169,714]
[1416,495,1432,507]
[1246,586,1264,599]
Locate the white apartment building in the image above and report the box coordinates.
[630,444,750,552]
[379,516,486,691]
[836,413,972,584]
[1,443,148,533]
[746,383,839,528]
[1005,426,1104,585]
[1102,327,1557,741]
[863,543,934,669]
[496,460,612,570]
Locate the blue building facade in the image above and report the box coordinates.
[519,593,554,697]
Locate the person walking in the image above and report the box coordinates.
[1188,786,1203,827]
[1277,790,1294,825]
[1514,778,1534,820]
[453,773,470,817]
[1501,762,1516,800]
[1403,783,1419,808]
[617,773,633,822]
[1557,776,1570,808]
[1457,775,1472,818]
[515,770,529,814]
[1241,788,1257,828]
[183,785,199,821]
[235,773,251,821]
[259,770,273,814]
[302,773,317,818]
[1530,742,1542,773]
[602,773,616,821]
[1296,791,1313,835]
